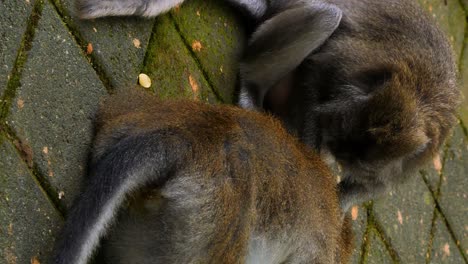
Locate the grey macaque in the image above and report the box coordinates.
[75,0,460,211]
[52,88,353,264]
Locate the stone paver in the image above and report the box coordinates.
[0,0,466,263]
[365,232,394,264]
[171,0,246,103]
[56,0,154,90]
[6,2,107,209]
[0,138,62,264]
[0,0,35,95]
[429,215,466,263]
[438,125,468,253]
[142,15,218,103]
[373,174,435,263]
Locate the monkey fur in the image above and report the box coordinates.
[52,88,353,264]
[75,0,460,211]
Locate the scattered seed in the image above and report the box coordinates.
[191,41,202,52]
[133,38,141,48]
[442,243,450,256]
[86,43,93,54]
[138,73,152,88]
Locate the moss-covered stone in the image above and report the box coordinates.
[0,0,35,95]
[0,139,62,264]
[171,0,246,103]
[142,15,219,103]
[364,231,394,264]
[6,2,107,209]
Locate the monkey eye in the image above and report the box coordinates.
[354,68,393,93]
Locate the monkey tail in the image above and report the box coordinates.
[53,131,189,264]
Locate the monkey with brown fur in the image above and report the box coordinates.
[52,88,353,264]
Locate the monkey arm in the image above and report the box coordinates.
[52,132,189,264]
[238,3,342,109]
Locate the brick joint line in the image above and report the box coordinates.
[421,169,468,262]
[2,124,67,219]
[0,0,45,121]
[139,18,158,85]
[458,118,468,139]
[356,204,372,264]
[367,202,402,263]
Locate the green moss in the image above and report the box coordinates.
[0,0,44,121]
[142,15,219,103]
[170,0,247,103]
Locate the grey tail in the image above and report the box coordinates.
[52,131,189,264]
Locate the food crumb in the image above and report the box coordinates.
[133,38,141,48]
[191,41,202,52]
[86,43,93,54]
[442,243,450,256]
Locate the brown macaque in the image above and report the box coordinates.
[52,88,353,264]
[76,0,460,211]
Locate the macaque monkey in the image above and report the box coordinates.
[52,88,353,264]
[75,0,460,211]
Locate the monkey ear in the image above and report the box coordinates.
[239,3,342,108]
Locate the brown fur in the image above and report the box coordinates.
[89,88,351,263]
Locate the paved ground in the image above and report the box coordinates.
[0,0,467,263]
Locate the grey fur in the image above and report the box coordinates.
[52,89,353,264]
[75,0,460,212]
